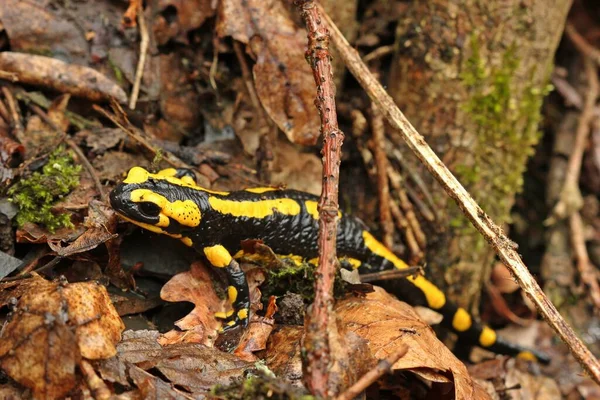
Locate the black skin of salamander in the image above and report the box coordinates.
[109,168,550,364]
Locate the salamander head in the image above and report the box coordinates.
[109,167,207,242]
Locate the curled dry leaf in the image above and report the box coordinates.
[0,279,125,399]
[0,52,127,103]
[233,295,277,362]
[217,0,321,146]
[335,287,489,400]
[159,262,225,346]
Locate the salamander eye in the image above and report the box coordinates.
[139,202,161,216]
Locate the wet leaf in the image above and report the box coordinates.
[217,0,320,146]
[335,287,487,400]
[0,279,125,399]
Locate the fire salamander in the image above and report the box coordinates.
[110,166,550,364]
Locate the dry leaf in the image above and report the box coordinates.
[0,52,127,103]
[335,287,489,400]
[153,0,216,45]
[264,326,304,386]
[115,330,253,393]
[159,262,225,346]
[0,279,124,398]
[233,295,277,362]
[217,0,320,146]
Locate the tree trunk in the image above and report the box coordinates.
[388,0,572,310]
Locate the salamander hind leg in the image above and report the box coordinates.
[203,244,250,331]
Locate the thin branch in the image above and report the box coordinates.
[548,58,599,223]
[319,5,600,383]
[570,212,600,310]
[370,103,394,249]
[295,0,344,397]
[129,2,149,110]
[336,346,408,400]
[565,24,600,66]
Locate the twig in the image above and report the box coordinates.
[295,1,343,397]
[319,5,600,383]
[1,87,25,143]
[28,104,108,203]
[129,2,149,110]
[548,58,599,223]
[360,267,424,283]
[388,197,422,262]
[565,24,600,66]
[570,212,600,310]
[93,103,188,169]
[387,165,426,249]
[370,103,394,248]
[335,346,408,400]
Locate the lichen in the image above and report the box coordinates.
[456,34,552,226]
[9,147,81,232]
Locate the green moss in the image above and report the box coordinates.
[457,34,552,225]
[9,147,82,232]
[211,374,315,400]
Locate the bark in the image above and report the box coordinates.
[388,0,572,309]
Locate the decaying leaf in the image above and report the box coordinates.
[112,330,254,393]
[0,0,89,64]
[153,0,216,45]
[0,52,127,103]
[217,0,320,146]
[0,279,125,399]
[159,262,225,346]
[335,287,488,400]
[233,295,277,362]
[264,326,304,386]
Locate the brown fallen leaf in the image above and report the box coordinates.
[0,0,89,65]
[335,286,488,400]
[153,0,216,45]
[217,0,321,146]
[159,262,225,347]
[112,330,254,393]
[233,295,277,362]
[0,52,127,103]
[264,326,304,386]
[0,278,125,399]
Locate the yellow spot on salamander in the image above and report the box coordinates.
[479,326,497,347]
[362,230,446,309]
[180,237,193,247]
[245,187,278,194]
[204,245,232,268]
[305,200,341,219]
[119,215,165,234]
[155,168,177,177]
[215,310,235,319]
[237,308,248,320]
[228,286,238,303]
[180,176,196,186]
[344,257,362,269]
[208,196,301,219]
[452,308,472,332]
[123,166,149,184]
[130,189,201,228]
[517,351,537,362]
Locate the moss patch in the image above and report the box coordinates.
[9,147,81,232]
[457,35,552,225]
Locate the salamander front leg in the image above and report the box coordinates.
[203,245,250,331]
